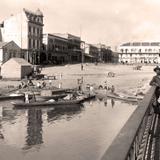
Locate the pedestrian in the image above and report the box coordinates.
[58,82,62,89]
[89,85,94,95]
[49,80,52,87]
[81,64,84,71]
[111,85,115,93]
[150,66,160,114]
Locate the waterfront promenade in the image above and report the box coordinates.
[0,63,155,97]
[40,63,154,96]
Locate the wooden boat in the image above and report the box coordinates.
[0,94,24,100]
[36,94,67,101]
[12,93,96,108]
[11,98,84,108]
[95,89,141,103]
[106,93,139,103]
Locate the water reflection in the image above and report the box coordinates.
[0,119,4,140]
[111,99,115,108]
[47,104,84,122]
[0,99,137,160]
[23,108,43,150]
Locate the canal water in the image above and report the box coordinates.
[0,98,137,160]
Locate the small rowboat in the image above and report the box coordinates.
[106,94,139,103]
[11,98,84,108]
[95,90,141,103]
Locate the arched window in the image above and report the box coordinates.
[121,49,124,53]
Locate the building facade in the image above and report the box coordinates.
[1,58,32,79]
[118,42,160,64]
[43,34,69,64]
[96,43,113,62]
[84,43,99,62]
[0,41,21,65]
[0,8,43,64]
[54,33,82,63]
[43,33,82,64]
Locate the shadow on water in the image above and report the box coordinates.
[97,97,138,108]
[47,104,84,123]
[22,108,43,150]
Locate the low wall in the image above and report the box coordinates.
[101,86,156,160]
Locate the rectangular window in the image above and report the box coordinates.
[35,39,37,48]
[33,27,35,34]
[33,39,35,48]
[37,28,39,35]
[29,26,31,34]
[37,40,39,49]
[29,38,31,49]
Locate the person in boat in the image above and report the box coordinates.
[150,66,160,114]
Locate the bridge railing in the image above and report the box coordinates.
[101,86,156,160]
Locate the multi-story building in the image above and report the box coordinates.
[84,44,99,62]
[96,43,113,62]
[118,42,160,64]
[43,34,69,64]
[54,33,82,63]
[43,33,82,64]
[0,8,44,64]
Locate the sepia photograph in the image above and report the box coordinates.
[0,0,160,159]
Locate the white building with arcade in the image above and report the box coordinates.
[118,42,160,64]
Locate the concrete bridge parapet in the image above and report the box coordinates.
[101,86,156,160]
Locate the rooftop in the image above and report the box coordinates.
[121,42,160,47]
[11,58,32,66]
[0,42,8,48]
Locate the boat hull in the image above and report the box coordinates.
[12,99,83,108]
[0,95,24,101]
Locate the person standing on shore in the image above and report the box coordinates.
[150,66,160,114]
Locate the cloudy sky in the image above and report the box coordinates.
[1,0,160,48]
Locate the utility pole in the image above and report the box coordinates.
[80,41,85,71]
